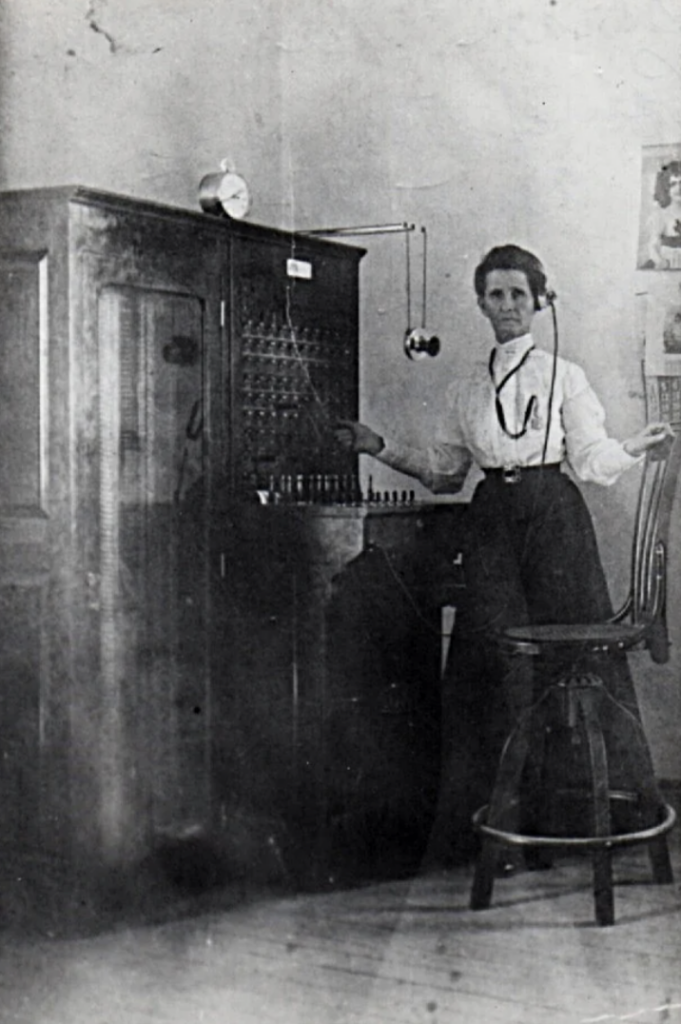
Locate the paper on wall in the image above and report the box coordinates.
[640,275,681,376]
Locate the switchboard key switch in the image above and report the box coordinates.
[354,475,363,505]
[282,475,294,501]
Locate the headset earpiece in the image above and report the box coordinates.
[537,288,557,310]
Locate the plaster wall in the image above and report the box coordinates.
[1,0,679,777]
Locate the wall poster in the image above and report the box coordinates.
[637,142,681,270]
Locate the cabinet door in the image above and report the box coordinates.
[97,285,211,845]
[0,252,51,854]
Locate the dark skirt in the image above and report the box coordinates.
[427,466,656,863]
[461,466,612,632]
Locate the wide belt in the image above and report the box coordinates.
[481,463,562,484]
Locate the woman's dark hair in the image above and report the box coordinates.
[653,161,681,209]
[474,244,547,311]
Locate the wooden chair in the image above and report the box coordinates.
[470,434,680,926]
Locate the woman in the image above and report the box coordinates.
[335,244,673,865]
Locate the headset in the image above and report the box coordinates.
[538,285,559,467]
[538,288,557,310]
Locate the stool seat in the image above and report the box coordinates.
[502,621,647,652]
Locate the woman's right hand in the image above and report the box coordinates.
[623,422,675,458]
[334,420,385,456]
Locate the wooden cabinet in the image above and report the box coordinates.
[0,187,462,906]
[0,188,367,898]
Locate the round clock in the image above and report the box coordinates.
[199,159,252,220]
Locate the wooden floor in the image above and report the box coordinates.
[1,838,680,1024]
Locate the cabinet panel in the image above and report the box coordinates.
[0,252,48,513]
[97,285,209,841]
[0,247,58,865]
[229,235,360,494]
[0,584,42,844]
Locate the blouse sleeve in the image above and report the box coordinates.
[376,380,473,494]
[562,364,641,486]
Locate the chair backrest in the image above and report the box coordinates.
[626,432,681,662]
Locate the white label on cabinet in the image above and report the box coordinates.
[286,258,313,280]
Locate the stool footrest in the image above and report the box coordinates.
[472,799,677,850]
[469,670,677,924]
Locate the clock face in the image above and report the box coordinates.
[217,173,251,220]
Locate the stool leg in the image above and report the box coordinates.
[633,752,674,885]
[580,690,614,927]
[592,848,614,928]
[599,689,674,885]
[470,840,502,911]
[636,776,674,885]
[470,716,533,911]
[521,714,554,870]
[648,837,674,885]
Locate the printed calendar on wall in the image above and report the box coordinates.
[645,375,681,426]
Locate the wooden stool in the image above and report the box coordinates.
[470,437,680,925]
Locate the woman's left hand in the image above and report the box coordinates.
[623,422,675,457]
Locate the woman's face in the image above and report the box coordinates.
[478,269,536,343]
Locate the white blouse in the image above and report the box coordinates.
[378,333,639,493]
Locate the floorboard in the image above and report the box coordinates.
[0,843,679,1024]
